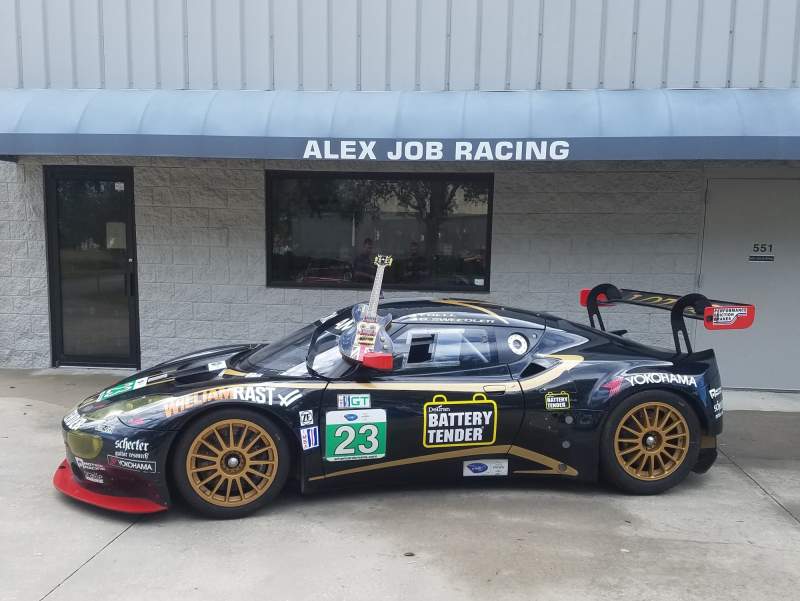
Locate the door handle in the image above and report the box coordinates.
[483,384,506,394]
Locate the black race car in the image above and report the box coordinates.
[54,284,754,518]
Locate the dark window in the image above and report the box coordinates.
[267,172,492,291]
[390,326,499,374]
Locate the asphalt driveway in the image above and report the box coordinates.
[1,368,798,601]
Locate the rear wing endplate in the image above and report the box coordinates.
[580,284,755,354]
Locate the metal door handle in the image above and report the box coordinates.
[483,384,506,394]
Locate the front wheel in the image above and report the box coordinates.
[600,391,700,495]
[172,409,290,518]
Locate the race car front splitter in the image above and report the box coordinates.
[53,460,167,514]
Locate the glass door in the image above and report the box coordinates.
[45,167,139,367]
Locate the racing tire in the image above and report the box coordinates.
[172,409,290,518]
[600,391,700,495]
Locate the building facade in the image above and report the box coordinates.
[1,0,799,389]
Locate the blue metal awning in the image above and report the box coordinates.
[1,88,800,161]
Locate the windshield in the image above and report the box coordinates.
[235,321,353,379]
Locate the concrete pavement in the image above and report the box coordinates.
[1,368,798,601]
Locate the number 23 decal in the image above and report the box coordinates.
[325,409,387,462]
[333,424,380,455]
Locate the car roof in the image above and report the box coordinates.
[367,298,548,329]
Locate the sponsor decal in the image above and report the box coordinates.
[545,390,571,411]
[75,457,105,472]
[84,471,104,484]
[712,306,749,326]
[423,393,497,448]
[115,438,149,453]
[301,426,320,450]
[601,378,624,397]
[245,372,261,378]
[107,455,157,474]
[623,293,680,310]
[96,377,151,401]
[337,393,371,409]
[709,387,723,418]
[395,312,495,325]
[462,459,508,477]
[302,139,570,161]
[163,385,303,417]
[64,410,87,430]
[113,438,150,460]
[279,389,302,406]
[299,410,314,426]
[207,360,227,371]
[325,409,387,462]
[624,373,697,388]
[95,421,115,434]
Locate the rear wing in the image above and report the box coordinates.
[580,283,755,354]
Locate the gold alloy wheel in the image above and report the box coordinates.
[186,419,278,507]
[613,402,690,481]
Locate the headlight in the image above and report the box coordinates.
[81,395,169,422]
[66,431,103,459]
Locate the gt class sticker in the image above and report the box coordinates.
[337,393,371,409]
[325,409,387,462]
[423,393,497,448]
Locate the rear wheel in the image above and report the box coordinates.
[601,391,700,494]
[172,409,290,518]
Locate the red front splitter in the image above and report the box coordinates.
[53,460,167,514]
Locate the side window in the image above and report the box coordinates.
[390,326,498,373]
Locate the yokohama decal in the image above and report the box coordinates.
[624,373,697,388]
[107,455,157,474]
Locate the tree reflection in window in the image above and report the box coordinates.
[268,174,491,291]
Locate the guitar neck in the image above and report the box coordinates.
[365,266,386,319]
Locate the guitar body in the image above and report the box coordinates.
[338,304,393,362]
[338,255,395,364]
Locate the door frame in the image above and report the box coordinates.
[44,165,141,368]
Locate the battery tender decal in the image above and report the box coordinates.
[423,393,497,448]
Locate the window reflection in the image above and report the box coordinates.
[269,174,491,290]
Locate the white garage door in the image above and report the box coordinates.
[695,179,800,390]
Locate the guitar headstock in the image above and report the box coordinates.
[374,255,393,268]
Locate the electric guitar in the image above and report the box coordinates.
[339,255,394,363]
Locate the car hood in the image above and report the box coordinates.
[76,344,258,417]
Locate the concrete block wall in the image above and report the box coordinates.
[1,157,707,368]
[0,161,50,367]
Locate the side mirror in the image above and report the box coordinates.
[362,352,393,371]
